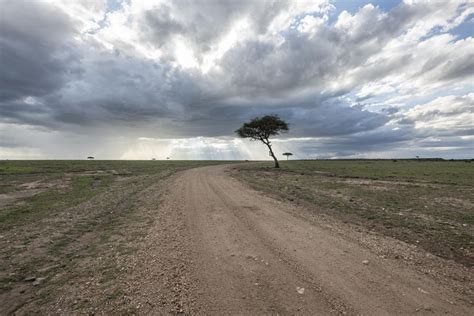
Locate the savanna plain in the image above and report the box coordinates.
[0,160,472,314]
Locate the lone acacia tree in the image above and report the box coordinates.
[283,152,293,160]
[235,115,289,168]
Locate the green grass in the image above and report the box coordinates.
[0,165,36,175]
[0,160,233,230]
[0,160,230,177]
[257,160,474,185]
[0,184,16,194]
[0,175,113,230]
[235,160,474,266]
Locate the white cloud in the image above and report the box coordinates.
[296,15,327,34]
[405,93,474,132]
[0,0,473,159]
[47,0,107,33]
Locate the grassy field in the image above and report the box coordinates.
[234,160,474,266]
[0,160,228,229]
[0,160,230,313]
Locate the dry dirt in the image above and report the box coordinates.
[160,165,472,315]
[3,164,473,314]
[0,178,70,208]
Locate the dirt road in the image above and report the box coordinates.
[161,165,472,314]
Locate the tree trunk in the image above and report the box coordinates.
[265,142,279,168]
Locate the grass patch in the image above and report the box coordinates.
[0,160,232,177]
[0,175,113,230]
[0,184,16,194]
[241,159,474,185]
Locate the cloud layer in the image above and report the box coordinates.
[0,0,473,159]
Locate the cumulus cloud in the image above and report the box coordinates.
[0,0,473,159]
[404,94,474,134]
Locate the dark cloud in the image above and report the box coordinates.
[438,52,474,81]
[0,0,80,102]
[0,0,472,159]
[142,5,186,48]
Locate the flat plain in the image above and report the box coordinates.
[0,160,472,314]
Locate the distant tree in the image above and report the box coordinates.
[87,156,94,160]
[283,152,293,160]
[235,115,289,168]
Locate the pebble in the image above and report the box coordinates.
[362,260,369,265]
[417,287,429,294]
[33,277,46,286]
[296,287,305,295]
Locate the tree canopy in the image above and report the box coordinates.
[235,115,289,168]
[283,152,293,160]
[235,115,289,141]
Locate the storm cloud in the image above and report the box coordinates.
[0,0,473,159]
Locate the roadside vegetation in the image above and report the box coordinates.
[234,160,474,266]
[0,160,229,314]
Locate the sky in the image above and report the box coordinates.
[0,0,473,160]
